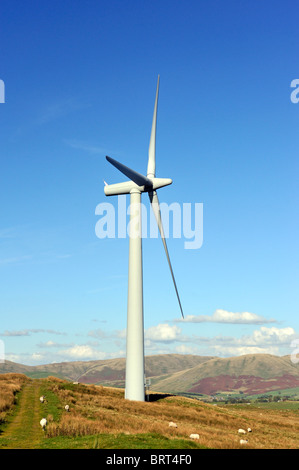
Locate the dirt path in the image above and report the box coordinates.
[0,380,44,449]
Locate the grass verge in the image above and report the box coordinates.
[40,432,205,449]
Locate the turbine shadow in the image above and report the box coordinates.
[146,393,175,402]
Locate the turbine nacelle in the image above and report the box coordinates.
[104,176,172,196]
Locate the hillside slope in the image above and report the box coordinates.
[1,375,299,449]
[1,354,299,396]
[0,354,213,385]
[152,354,299,395]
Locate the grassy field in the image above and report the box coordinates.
[244,401,299,411]
[0,373,298,449]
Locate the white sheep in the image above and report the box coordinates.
[64,404,70,412]
[238,428,246,434]
[40,418,47,430]
[189,433,200,440]
[247,427,252,432]
[240,439,248,445]
[168,421,177,428]
[39,396,45,403]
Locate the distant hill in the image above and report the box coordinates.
[1,353,299,396]
[0,354,211,385]
[151,354,299,396]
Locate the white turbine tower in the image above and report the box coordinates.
[104,76,184,401]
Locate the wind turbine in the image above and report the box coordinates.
[104,76,184,401]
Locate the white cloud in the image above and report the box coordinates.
[88,329,108,339]
[57,344,126,361]
[31,353,44,361]
[174,344,200,354]
[212,345,280,356]
[59,344,104,360]
[145,324,182,342]
[202,326,297,357]
[145,323,298,358]
[249,326,296,346]
[1,329,66,337]
[64,139,106,155]
[117,329,127,339]
[37,340,70,348]
[4,353,21,363]
[141,319,298,358]
[176,309,276,325]
[42,340,56,347]
[38,98,89,124]
[0,255,32,265]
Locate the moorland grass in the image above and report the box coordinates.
[1,375,299,449]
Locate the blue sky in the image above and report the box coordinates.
[0,0,298,365]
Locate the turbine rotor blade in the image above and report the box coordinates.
[149,190,184,318]
[147,75,160,179]
[106,156,152,188]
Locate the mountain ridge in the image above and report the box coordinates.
[1,353,298,396]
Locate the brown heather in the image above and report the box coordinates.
[44,377,299,449]
[0,373,29,421]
